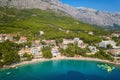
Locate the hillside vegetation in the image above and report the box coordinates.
[0,7,108,43]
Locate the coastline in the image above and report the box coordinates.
[2,56,120,69]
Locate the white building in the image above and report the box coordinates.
[88,32,94,35]
[61,39,74,49]
[32,40,41,47]
[88,46,99,53]
[30,47,42,58]
[40,31,44,36]
[99,40,116,48]
[73,38,80,42]
[51,46,60,57]
[30,47,42,55]
[78,40,86,48]
[42,40,56,46]
[109,49,120,56]
[112,33,120,38]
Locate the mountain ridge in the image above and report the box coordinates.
[0,0,120,28]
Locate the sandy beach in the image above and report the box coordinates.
[3,56,120,69]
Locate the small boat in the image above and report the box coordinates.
[6,72,11,75]
[97,64,115,72]
[16,67,18,69]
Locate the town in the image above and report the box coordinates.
[0,31,120,66]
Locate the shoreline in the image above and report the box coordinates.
[2,57,120,69]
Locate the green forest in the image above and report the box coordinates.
[0,7,109,44]
[0,40,20,67]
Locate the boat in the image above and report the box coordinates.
[16,67,18,69]
[97,64,115,72]
[6,72,11,75]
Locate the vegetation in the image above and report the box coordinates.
[42,46,52,58]
[107,44,113,49]
[0,7,108,44]
[91,50,114,61]
[60,43,88,57]
[0,6,116,67]
[0,40,20,67]
[23,53,33,61]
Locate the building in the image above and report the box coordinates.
[62,39,74,45]
[61,39,74,49]
[30,46,42,58]
[73,38,80,43]
[109,49,120,56]
[88,32,94,35]
[0,34,4,42]
[32,40,41,47]
[18,47,31,61]
[99,40,116,48]
[61,38,86,49]
[42,40,56,46]
[19,36,27,43]
[30,47,42,55]
[40,31,44,36]
[77,40,86,48]
[5,34,15,41]
[88,46,99,53]
[51,46,60,57]
[112,33,120,38]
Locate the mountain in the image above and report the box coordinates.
[77,7,120,27]
[0,0,120,28]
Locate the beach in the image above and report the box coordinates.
[2,56,120,69]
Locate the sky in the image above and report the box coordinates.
[60,0,120,12]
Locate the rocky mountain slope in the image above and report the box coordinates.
[0,0,120,27]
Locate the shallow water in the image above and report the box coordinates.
[0,60,120,80]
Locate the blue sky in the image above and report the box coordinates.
[60,0,120,12]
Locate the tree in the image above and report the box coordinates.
[42,47,52,58]
[41,41,46,45]
[94,50,114,61]
[61,43,88,57]
[107,44,113,49]
[0,40,20,66]
[23,53,33,61]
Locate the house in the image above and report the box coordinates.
[18,47,31,61]
[88,32,94,35]
[51,46,60,57]
[73,38,86,48]
[19,36,27,43]
[18,47,31,56]
[61,39,74,49]
[109,49,120,56]
[112,33,120,38]
[100,36,111,40]
[40,31,44,36]
[73,38,80,43]
[32,40,41,47]
[62,39,74,45]
[30,47,42,55]
[0,34,4,42]
[88,46,99,53]
[61,38,86,49]
[42,40,56,46]
[65,30,70,34]
[78,40,87,48]
[99,40,116,48]
[5,34,16,41]
[30,46,42,58]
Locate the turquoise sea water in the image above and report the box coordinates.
[0,60,120,80]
